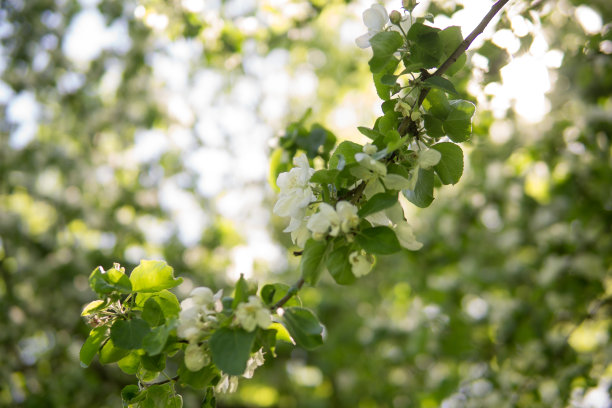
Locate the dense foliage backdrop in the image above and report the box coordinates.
[1,0,611,407]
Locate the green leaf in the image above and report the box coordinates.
[431,142,464,185]
[358,192,398,217]
[232,273,249,308]
[357,126,383,140]
[110,318,151,350]
[143,297,165,327]
[80,326,108,367]
[403,168,435,208]
[439,26,465,75]
[380,74,398,86]
[424,88,451,119]
[407,23,442,68]
[81,299,107,316]
[443,100,476,142]
[423,114,445,138]
[135,290,181,320]
[326,246,356,285]
[201,388,216,408]
[368,31,404,73]
[261,283,300,308]
[422,76,458,95]
[99,339,130,364]
[141,353,165,372]
[356,226,402,255]
[209,327,255,376]
[282,307,324,350]
[129,260,183,293]
[117,351,141,375]
[300,239,329,286]
[142,384,182,408]
[142,319,176,356]
[378,110,400,134]
[310,169,340,185]
[329,141,363,169]
[121,384,146,404]
[88,265,132,295]
[270,322,294,345]
[178,362,218,390]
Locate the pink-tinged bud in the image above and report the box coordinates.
[389,10,402,25]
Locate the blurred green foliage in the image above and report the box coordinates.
[1,0,611,407]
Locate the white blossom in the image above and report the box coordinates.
[177,287,223,342]
[306,201,359,239]
[215,374,239,394]
[349,251,375,277]
[273,154,315,218]
[284,211,311,248]
[243,348,265,379]
[356,4,389,48]
[184,342,210,372]
[235,296,272,332]
[366,203,422,251]
[407,147,442,190]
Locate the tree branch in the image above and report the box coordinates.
[416,0,511,107]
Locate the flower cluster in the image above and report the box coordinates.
[235,296,272,332]
[355,3,415,48]
[307,201,359,240]
[177,286,223,343]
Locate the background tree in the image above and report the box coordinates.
[0,0,610,407]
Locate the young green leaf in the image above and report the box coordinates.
[261,283,300,308]
[443,100,476,142]
[282,307,324,350]
[357,126,383,140]
[326,246,356,285]
[121,384,146,404]
[80,326,108,367]
[135,290,181,320]
[368,31,404,73]
[422,76,458,95]
[81,300,107,316]
[129,260,183,293]
[209,327,255,376]
[117,351,141,375]
[98,339,130,364]
[358,192,398,217]
[142,297,165,327]
[110,318,151,350]
[356,226,401,255]
[142,319,176,356]
[329,141,363,169]
[310,169,340,185]
[431,142,464,185]
[438,25,466,75]
[300,239,329,286]
[89,266,132,295]
[178,362,218,390]
[403,168,435,208]
[232,273,249,308]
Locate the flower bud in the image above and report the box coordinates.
[410,110,422,121]
[402,0,417,10]
[389,10,402,25]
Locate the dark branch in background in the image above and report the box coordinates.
[417,0,511,107]
[276,0,511,312]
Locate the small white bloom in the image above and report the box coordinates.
[356,4,389,48]
[235,296,272,332]
[307,202,340,237]
[184,342,210,372]
[190,287,213,306]
[336,201,359,233]
[284,212,311,248]
[243,348,265,379]
[215,374,239,394]
[349,251,375,277]
[395,222,423,250]
[273,154,315,218]
[306,201,359,238]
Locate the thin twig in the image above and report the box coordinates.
[416,0,511,107]
[143,375,179,388]
[272,278,305,310]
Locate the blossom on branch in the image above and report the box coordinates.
[356,4,389,48]
[235,296,272,332]
[307,201,359,240]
